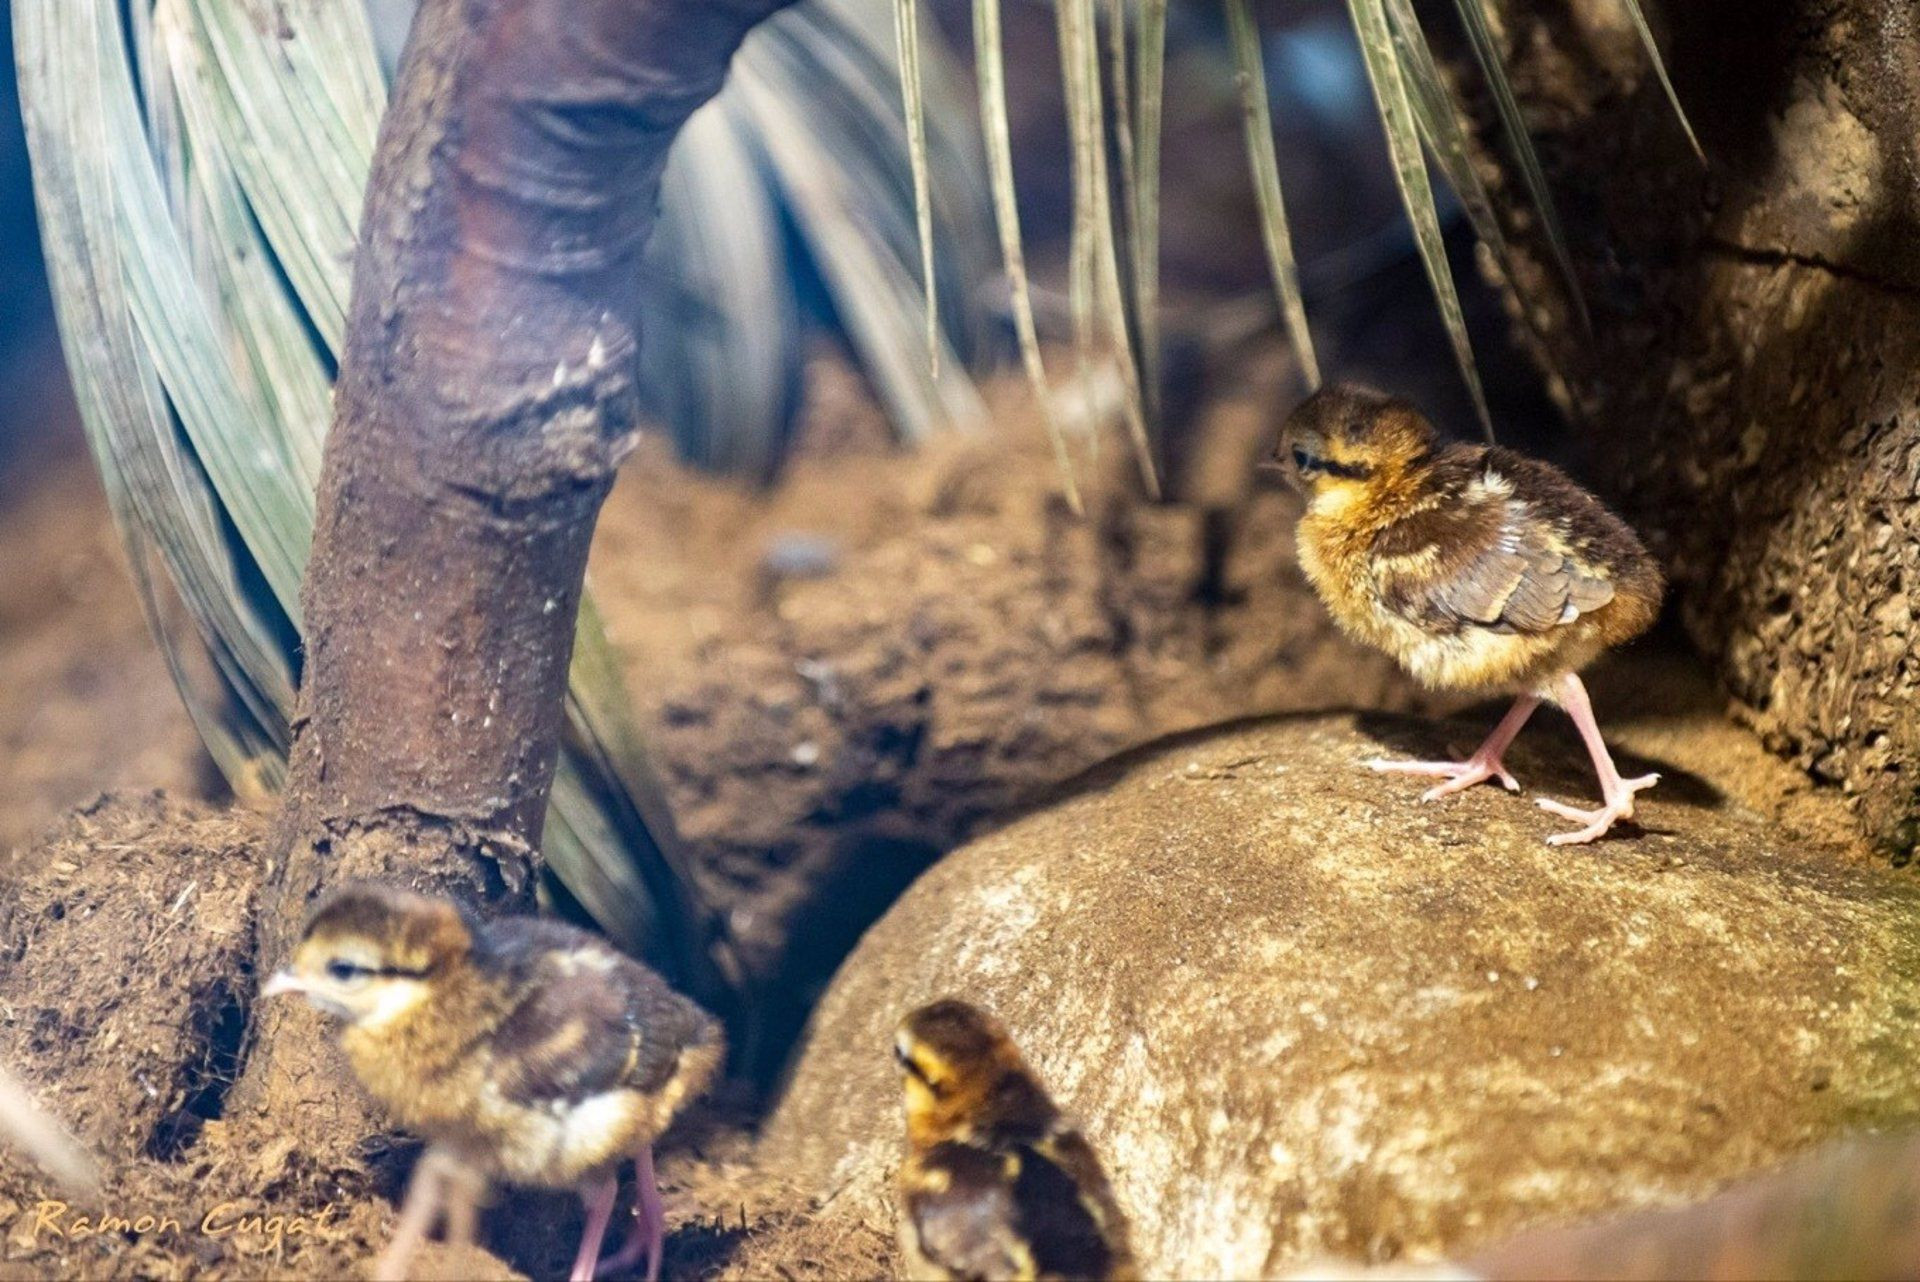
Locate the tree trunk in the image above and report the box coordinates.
[1459,0,1920,856]
[233,0,793,1132]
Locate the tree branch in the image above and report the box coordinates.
[269,0,794,955]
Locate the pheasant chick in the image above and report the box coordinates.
[262,882,722,1282]
[896,999,1135,1281]
[1278,382,1665,844]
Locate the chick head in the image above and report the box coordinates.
[1276,382,1437,507]
[262,882,473,1028]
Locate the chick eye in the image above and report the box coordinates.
[1291,446,1317,473]
[325,959,371,983]
[896,1047,933,1088]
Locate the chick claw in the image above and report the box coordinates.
[1365,755,1521,801]
[1537,772,1659,845]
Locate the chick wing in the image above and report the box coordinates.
[1372,448,1619,636]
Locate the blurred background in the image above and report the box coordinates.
[0,0,1557,884]
[0,2,78,494]
[0,0,1559,915]
[0,0,1553,500]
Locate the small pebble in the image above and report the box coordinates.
[762,533,842,581]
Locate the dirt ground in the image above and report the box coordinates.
[0,454,214,860]
[0,346,1903,1279]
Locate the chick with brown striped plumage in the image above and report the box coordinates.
[895,999,1135,1282]
[261,883,722,1282]
[1277,383,1665,844]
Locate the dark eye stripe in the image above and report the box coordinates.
[324,959,429,981]
[1292,447,1371,481]
[896,1046,932,1085]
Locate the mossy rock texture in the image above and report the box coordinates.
[765,712,1920,1278]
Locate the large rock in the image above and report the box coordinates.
[764,713,1920,1278]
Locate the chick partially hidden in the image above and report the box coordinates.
[896,999,1136,1282]
[262,883,722,1282]
[1278,383,1665,845]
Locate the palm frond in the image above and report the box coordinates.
[893,0,940,374]
[1385,0,1590,344]
[1445,0,1589,332]
[727,0,993,449]
[1131,0,1167,420]
[1615,0,1702,161]
[1224,0,1320,390]
[1346,0,1495,442]
[973,0,1082,512]
[1057,0,1157,493]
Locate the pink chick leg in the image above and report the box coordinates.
[595,1144,666,1282]
[1367,694,1540,801]
[1536,672,1659,845]
[375,1145,453,1282]
[571,1178,620,1282]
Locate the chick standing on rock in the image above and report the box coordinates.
[262,883,722,1282]
[895,999,1135,1281]
[1277,383,1665,844]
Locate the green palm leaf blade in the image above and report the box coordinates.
[1615,0,1703,161]
[1383,0,1590,344]
[1057,0,1158,495]
[727,1,992,448]
[641,104,802,480]
[178,0,379,350]
[973,0,1082,512]
[893,0,941,375]
[1224,0,1321,391]
[1447,0,1590,332]
[16,0,297,796]
[1132,0,1168,421]
[1347,0,1496,443]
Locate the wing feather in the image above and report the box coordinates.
[1374,457,1614,636]
[907,1143,1031,1280]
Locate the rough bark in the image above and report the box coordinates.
[1454,0,1920,855]
[234,0,792,1127]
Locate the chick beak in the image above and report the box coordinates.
[260,970,306,999]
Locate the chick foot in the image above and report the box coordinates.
[594,1146,665,1282]
[1539,672,1658,845]
[1366,694,1539,802]
[571,1179,620,1282]
[1537,772,1659,845]
[1366,754,1521,801]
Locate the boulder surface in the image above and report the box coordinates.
[765,712,1920,1278]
